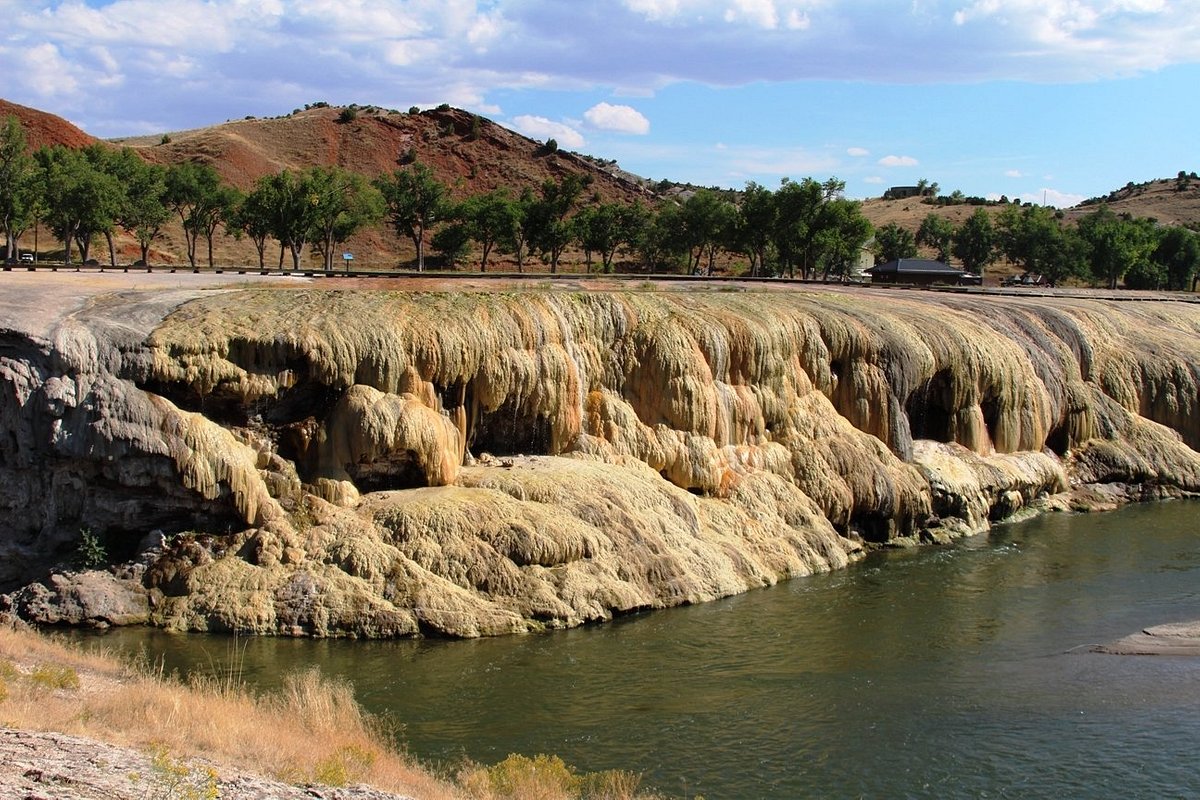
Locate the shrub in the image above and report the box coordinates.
[75,527,108,569]
[312,744,377,786]
[159,134,171,145]
[436,102,451,111]
[544,138,559,154]
[408,105,420,114]
[30,663,81,690]
[338,107,358,123]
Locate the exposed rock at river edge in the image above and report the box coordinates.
[3,274,1199,637]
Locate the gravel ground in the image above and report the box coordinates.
[0,728,413,800]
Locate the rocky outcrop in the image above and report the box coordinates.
[3,275,1199,637]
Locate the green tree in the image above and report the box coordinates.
[916,212,955,263]
[734,181,777,277]
[0,115,37,262]
[526,174,583,273]
[1150,225,1200,291]
[680,189,736,275]
[256,170,312,268]
[35,145,121,265]
[431,216,472,269]
[874,222,918,264]
[165,161,235,269]
[229,180,276,268]
[814,198,872,279]
[101,148,169,266]
[635,201,689,274]
[996,204,1074,281]
[951,208,996,277]
[1076,206,1154,289]
[302,166,383,271]
[460,189,519,272]
[374,160,448,271]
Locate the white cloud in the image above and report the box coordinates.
[847,146,870,157]
[879,155,919,167]
[722,144,839,178]
[724,0,779,29]
[864,176,884,184]
[1005,169,1024,177]
[584,102,650,134]
[1018,187,1087,208]
[507,115,586,148]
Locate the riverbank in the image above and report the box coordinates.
[0,623,658,799]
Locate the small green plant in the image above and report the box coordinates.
[338,107,358,123]
[30,663,80,690]
[312,744,377,787]
[484,753,579,798]
[436,102,451,111]
[130,744,219,800]
[75,527,108,569]
[159,134,171,145]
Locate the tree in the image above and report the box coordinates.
[735,181,777,277]
[431,216,472,269]
[526,175,583,273]
[814,198,872,279]
[1150,225,1200,291]
[101,148,169,266]
[951,208,996,277]
[635,201,689,274]
[771,177,846,278]
[573,202,621,273]
[460,189,519,272]
[1076,206,1154,289]
[35,145,121,265]
[374,161,448,271]
[916,213,955,263]
[165,161,235,269]
[230,179,277,268]
[302,166,383,271]
[680,189,736,275]
[874,222,918,264]
[996,204,1071,280]
[0,116,36,262]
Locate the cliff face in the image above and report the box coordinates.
[3,276,1199,636]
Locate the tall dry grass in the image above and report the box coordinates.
[0,624,662,800]
[0,624,457,798]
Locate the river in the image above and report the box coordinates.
[72,501,1200,798]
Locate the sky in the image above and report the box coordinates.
[2,0,1198,207]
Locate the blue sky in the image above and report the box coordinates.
[2,0,1198,207]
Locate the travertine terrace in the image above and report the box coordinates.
[3,273,1199,636]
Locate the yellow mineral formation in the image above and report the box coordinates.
[7,278,1200,637]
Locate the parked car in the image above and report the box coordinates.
[1001,272,1051,288]
[19,253,33,263]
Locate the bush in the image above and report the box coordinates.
[74,527,108,569]
[338,107,358,123]
[159,134,171,145]
[408,106,420,115]
[30,663,80,690]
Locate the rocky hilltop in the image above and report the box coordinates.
[3,275,1199,637]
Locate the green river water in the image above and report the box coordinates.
[74,501,1200,798]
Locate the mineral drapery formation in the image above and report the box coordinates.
[3,277,1199,637]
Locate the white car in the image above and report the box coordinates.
[19,253,33,263]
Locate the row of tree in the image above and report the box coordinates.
[873,204,1200,290]
[3,114,1197,288]
[0,115,878,277]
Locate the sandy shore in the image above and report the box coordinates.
[1093,620,1200,656]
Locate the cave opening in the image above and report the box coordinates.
[980,395,1001,450]
[1045,423,1070,456]
[905,369,954,443]
[345,453,429,492]
[471,401,553,456]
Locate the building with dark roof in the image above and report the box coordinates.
[866,258,967,286]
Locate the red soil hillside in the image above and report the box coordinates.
[112,105,651,205]
[0,99,98,150]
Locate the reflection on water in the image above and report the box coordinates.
[71,502,1200,798]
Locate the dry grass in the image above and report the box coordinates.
[0,624,660,799]
[0,624,458,798]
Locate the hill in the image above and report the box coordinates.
[4,97,1199,270]
[0,98,98,150]
[114,103,651,204]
